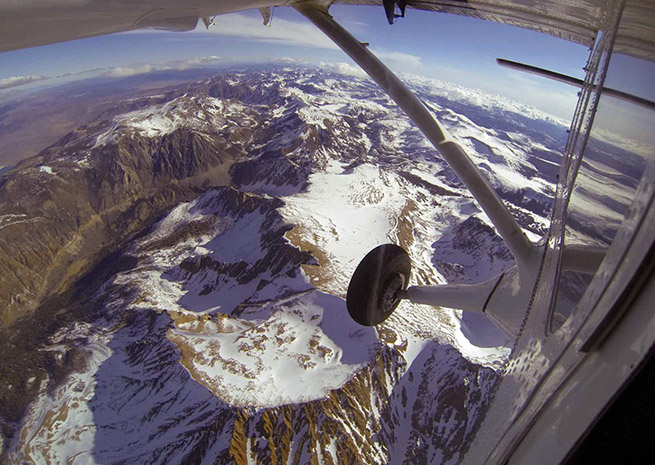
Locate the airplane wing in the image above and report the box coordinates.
[0,0,288,53]
[1,0,654,61]
[335,0,655,61]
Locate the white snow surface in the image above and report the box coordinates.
[280,160,408,294]
[170,291,380,406]
[91,94,259,148]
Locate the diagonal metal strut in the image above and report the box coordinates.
[294,2,539,275]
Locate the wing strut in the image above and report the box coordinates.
[294,2,539,277]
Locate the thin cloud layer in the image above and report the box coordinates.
[373,49,423,68]
[323,62,368,78]
[201,13,423,69]
[203,13,338,50]
[0,75,47,90]
[105,64,159,78]
[103,56,221,78]
[0,56,222,90]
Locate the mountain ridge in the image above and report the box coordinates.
[1,64,570,463]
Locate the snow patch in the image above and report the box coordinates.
[169,291,379,407]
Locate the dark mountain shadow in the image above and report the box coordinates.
[377,340,500,464]
[431,215,514,285]
[314,291,379,365]
[459,312,512,348]
[89,309,236,464]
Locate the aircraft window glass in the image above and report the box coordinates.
[551,52,655,331]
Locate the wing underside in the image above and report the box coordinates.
[0,0,653,61]
[337,0,655,61]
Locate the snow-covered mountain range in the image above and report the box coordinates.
[0,64,572,464]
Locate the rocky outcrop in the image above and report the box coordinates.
[171,187,316,301]
[432,216,515,284]
[0,108,238,327]
[222,343,497,465]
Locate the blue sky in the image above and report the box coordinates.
[0,5,592,119]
